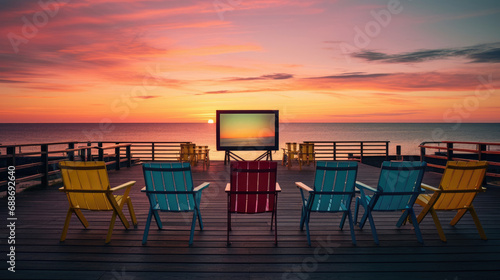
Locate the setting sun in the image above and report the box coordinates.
[208,119,214,124]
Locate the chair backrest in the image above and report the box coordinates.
[372,161,427,211]
[59,161,112,211]
[299,143,309,161]
[307,143,315,160]
[195,146,209,161]
[286,142,297,153]
[142,162,195,211]
[229,161,278,213]
[310,161,358,212]
[433,161,488,210]
[180,143,195,161]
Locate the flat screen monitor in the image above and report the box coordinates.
[216,110,279,151]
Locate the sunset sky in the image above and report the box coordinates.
[1,0,499,123]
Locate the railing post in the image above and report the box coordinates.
[115,143,120,170]
[360,142,364,161]
[41,144,48,188]
[152,143,155,161]
[478,144,486,161]
[333,142,336,161]
[420,144,426,162]
[86,142,92,162]
[7,146,16,167]
[126,145,131,168]
[446,142,454,161]
[98,142,103,161]
[68,142,75,161]
[386,142,389,160]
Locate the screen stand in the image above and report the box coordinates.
[224,150,273,165]
[254,150,272,161]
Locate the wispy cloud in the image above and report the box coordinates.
[328,110,423,118]
[227,73,294,81]
[200,88,283,95]
[307,72,391,79]
[352,42,500,63]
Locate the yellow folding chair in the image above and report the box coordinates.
[195,145,210,168]
[298,143,315,170]
[180,143,197,166]
[416,161,488,242]
[59,161,137,243]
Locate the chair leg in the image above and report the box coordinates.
[152,210,162,229]
[142,208,153,245]
[270,209,274,231]
[354,197,360,225]
[347,210,356,246]
[126,197,138,228]
[469,206,487,240]
[189,210,197,245]
[274,205,278,246]
[339,212,347,230]
[358,199,370,229]
[300,207,306,231]
[396,208,410,228]
[197,208,204,230]
[366,210,379,245]
[106,211,118,243]
[450,209,467,226]
[60,209,73,242]
[227,211,231,246]
[409,208,423,244]
[305,212,312,247]
[429,209,446,242]
[73,209,89,228]
[107,194,130,229]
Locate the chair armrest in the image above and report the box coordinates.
[193,182,210,192]
[110,181,136,192]
[225,183,231,192]
[296,182,313,192]
[421,183,440,192]
[355,181,377,193]
[276,183,281,192]
[58,187,65,192]
[141,187,146,192]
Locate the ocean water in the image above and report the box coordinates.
[1,123,499,160]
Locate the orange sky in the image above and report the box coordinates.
[1,0,499,123]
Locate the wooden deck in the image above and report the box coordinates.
[2,161,500,280]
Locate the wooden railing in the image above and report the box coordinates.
[304,141,390,161]
[0,141,191,190]
[420,141,500,179]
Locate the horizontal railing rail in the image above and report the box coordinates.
[303,141,390,161]
[0,141,191,190]
[419,141,500,179]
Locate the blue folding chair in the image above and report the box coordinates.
[141,162,209,245]
[296,161,358,246]
[355,161,426,244]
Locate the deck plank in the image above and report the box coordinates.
[1,161,500,280]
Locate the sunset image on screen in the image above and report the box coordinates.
[219,113,276,148]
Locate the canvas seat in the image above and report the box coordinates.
[226,161,281,245]
[416,161,488,242]
[141,162,209,245]
[59,161,137,243]
[355,161,427,244]
[296,161,358,246]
